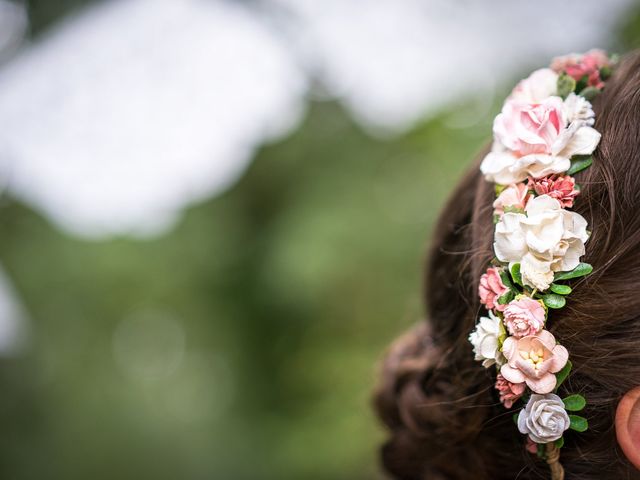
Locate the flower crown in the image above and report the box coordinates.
[468,49,617,478]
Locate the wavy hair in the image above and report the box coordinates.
[373,51,640,479]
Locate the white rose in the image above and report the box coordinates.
[563,93,595,125]
[519,254,554,291]
[468,311,505,368]
[518,393,570,443]
[494,195,589,290]
[480,93,600,185]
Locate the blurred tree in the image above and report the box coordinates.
[0,1,638,479]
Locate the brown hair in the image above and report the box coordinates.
[374,51,640,479]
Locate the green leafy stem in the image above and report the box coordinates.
[496,262,593,310]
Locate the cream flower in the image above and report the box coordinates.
[518,393,570,443]
[493,195,589,291]
[519,254,555,291]
[480,93,600,185]
[500,330,568,394]
[468,312,506,368]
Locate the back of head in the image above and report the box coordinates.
[374,50,640,479]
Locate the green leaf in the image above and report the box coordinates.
[555,437,565,449]
[557,73,576,98]
[503,205,525,215]
[499,270,515,290]
[513,412,519,425]
[567,156,593,176]
[555,360,572,390]
[495,184,507,196]
[497,289,515,305]
[536,442,546,459]
[579,86,600,101]
[575,74,589,93]
[554,263,593,281]
[542,293,566,309]
[550,283,572,295]
[563,394,586,412]
[569,415,589,432]
[600,65,612,80]
[510,263,523,287]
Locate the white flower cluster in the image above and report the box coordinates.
[480,69,600,185]
[468,312,505,368]
[468,53,609,450]
[481,68,595,291]
[495,195,589,291]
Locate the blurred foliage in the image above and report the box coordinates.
[619,5,640,50]
[0,98,488,479]
[26,0,94,34]
[1,1,639,479]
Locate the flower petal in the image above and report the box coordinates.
[502,336,517,362]
[517,154,570,179]
[520,253,554,291]
[494,213,527,262]
[501,364,525,384]
[535,329,557,350]
[479,336,499,359]
[481,150,524,184]
[526,373,556,394]
[561,210,589,243]
[524,194,562,216]
[560,126,601,157]
[549,344,569,373]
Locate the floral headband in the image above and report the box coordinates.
[468,49,617,479]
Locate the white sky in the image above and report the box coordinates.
[0,0,634,238]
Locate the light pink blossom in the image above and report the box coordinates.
[529,175,579,208]
[551,49,611,89]
[493,183,531,217]
[478,267,509,312]
[500,330,569,394]
[503,297,546,338]
[495,373,525,409]
[509,68,558,103]
[525,437,538,454]
[493,96,566,158]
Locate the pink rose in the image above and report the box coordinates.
[500,330,569,394]
[509,68,558,103]
[551,49,610,89]
[478,267,509,312]
[503,297,546,338]
[495,373,525,409]
[493,96,566,158]
[529,175,579,208]
[493,183,531,217]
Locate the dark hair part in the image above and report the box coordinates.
[373,51,640,479]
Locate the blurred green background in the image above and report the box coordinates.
[1,2,640,480]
